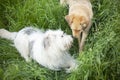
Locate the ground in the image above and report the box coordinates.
[0,0,120,80]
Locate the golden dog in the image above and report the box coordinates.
[60,0,93,52]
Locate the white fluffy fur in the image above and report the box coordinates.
[0,27,77,73]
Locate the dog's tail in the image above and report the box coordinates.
[0,29,17,40]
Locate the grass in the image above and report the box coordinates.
[0,0,120,80]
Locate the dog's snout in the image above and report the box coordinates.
[72,34,79,38]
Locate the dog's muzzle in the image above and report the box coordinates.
[64,36,73,50]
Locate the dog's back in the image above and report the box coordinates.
[60,0,93,19]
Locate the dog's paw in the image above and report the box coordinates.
[25,58,32,63]
[65,64,78,73]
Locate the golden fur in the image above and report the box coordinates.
[60,0,93,52]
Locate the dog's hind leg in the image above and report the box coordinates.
[65,60,78,73]
[14,34,31,62]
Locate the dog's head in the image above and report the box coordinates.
[43,30,73,51]
[65,14,89,38]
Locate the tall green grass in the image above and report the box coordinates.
[0,0,120,80]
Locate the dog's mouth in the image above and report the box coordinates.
[64,45,71,50]
[64,41,73,50]
[72,29,82,38]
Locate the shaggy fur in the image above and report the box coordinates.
[60,0,93,52]
[0,27,77,73]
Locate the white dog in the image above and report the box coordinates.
[0,27,77,73]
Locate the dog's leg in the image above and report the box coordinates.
[14,35,31,62]
[15,41,30,62]
[65,60,78,73]
[79,22,92,52]
[79,31,88,52]
[78,32,82,52]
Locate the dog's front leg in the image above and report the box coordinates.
[78,32,82,52]
[79,22,92,53]
[79,31,88,52]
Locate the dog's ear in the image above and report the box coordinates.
[65,14,74,26]
[43,35,51,49]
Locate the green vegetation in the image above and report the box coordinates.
[0,0,120,80]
